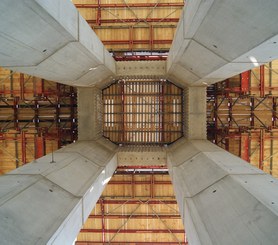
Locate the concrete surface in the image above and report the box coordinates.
[78,87,103,141]
[0,0,115,87]
[167,0,278,86]
[184,87,207,139]
[0,140,118,245]
[118,146,167,166]
[1,1,278,244]
[167,139,278,245]
[116,61,167,78]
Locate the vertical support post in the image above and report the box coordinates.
[149,25,154,51]
[10,70,14,97]
[96,0,101,26]
[240,70,250,94]
[34,99,39,130]
[15,133,19,168]
[250,97,255,128]
[259,129,264,170]
[13,97,19,131]
[228,97,232,128]
[34,78,43,97]
[129,26,134,51]
[225,79,230,96]
[272,97,276,127]
[260,65,265,98]
[19,73,25,100]
[150,172,154,199]
[161,81,165,143]
[100,198,105,244]
[214,93,218,143]
[270,131,273,175]
[56,84,61,148]
[269,62,272,95]
[121,81,125,143]
[240,134,250,162]
[225,137,229,152]
[131,171,135,198]
[21,131,27,165]
[41,79,45,96]
[35,135,45,159]
[70,87,76,142]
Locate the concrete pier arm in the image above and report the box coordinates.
[0,0,116,87]
[167,139,278,245]
[0,139,118,245]
[167,0,278,86]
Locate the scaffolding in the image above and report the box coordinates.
[207,62,278,177]
[0,68,77,174]
[76,166,188,245]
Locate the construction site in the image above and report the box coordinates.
[1,0,278,244]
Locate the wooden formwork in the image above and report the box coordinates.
[208,60,278,178]
[0,67,77,174]
[76,168,187,244]
[73,0,184,52]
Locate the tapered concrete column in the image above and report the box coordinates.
[184,87,206,140]
[78,87,103,140]
[0,0,115,87]
[167,0,278,86]
[0,138,117,244]
[167,139,278,245]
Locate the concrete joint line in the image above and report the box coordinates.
[229,172,267,176]
[34,41,79,68]
[169,152,201,167]
[61,151,104,168]
[184,173,229,199]
[0,176,42,207]
[192,38,230,63]
[40,175,82,198]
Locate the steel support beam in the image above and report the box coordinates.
[87,18,179,24]
[260,65,265,97]
[114,55,167,61]
[76,242,187,245]
[80,229,185,233]
[259,129,264,170]
[97,200,177,205]
[19,73,25,100]
[13,97,19,131]
[240,71,250,94]
[96,0,101,26]
[240,134,250,162]
[89,214,181,219]
[273,97,277,127]
[100,198,105,243]
[21,131,26,165]
[102,39,172,45]
[75,3,184,8]
[35,135,45,159]
[250,97,255,128]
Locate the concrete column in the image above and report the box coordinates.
[0,138,118,244]
[0,0,115,87]
[167,0,278,86]
[184,87,207,140]
[78,87,103,141]
[167,139,278,245]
